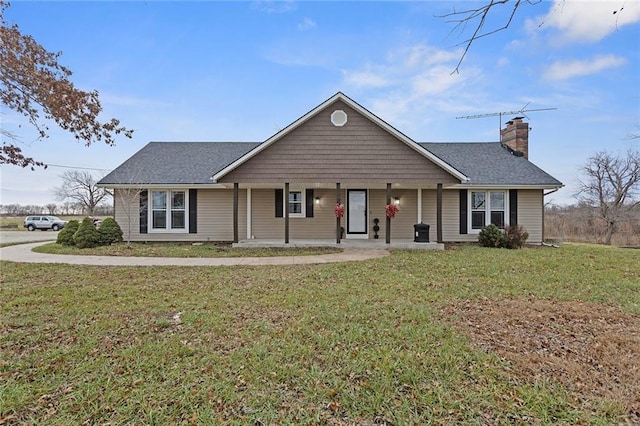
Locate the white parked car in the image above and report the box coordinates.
[23,215,68,231]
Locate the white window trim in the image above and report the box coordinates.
[286,190,305,218]
[149,189,189,233]
[468,190,509,233]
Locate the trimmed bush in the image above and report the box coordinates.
[73,217,101,249]
[478,224,507,248]
[504,224,529,249]
[98,217,123,245]
[56,220,79,246]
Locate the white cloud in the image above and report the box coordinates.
[251,0,296,14]
[535,0,640,43]
[339,43,481,131]
[297,17,316,31]
[543,54,627,80]
[342,70,389,88]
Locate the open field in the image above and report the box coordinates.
[1,244,639,424]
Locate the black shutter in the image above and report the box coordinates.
[305,189,314,218]
[189,189,197,233]
[275,189,283,218]
[139,190,148,234]
[459,189,468,234]
[509,189,518,226]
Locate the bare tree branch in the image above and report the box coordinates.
[0,2,133,168]
[437,0,541,74]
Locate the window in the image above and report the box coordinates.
[151,190,188,231]
[288,191,303,217]
[470,190,507,230]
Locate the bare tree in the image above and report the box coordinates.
[0,2,133,169]
[577,149,640,245]
[45,203,57,215]
[55,170,111,215]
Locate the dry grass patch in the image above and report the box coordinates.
[445,298,640,419]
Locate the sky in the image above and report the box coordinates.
[1,0,639,208]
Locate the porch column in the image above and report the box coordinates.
[417,188,422,223]
[336,182,341,244]
[233,183,239,243]
[437,183,443,243]
[284,182,290,244]
[386,183,391,244]
[246,188,252,240]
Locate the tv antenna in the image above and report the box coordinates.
[456,103,557,132]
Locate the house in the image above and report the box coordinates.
[98,92,562,245]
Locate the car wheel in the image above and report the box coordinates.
[52,224,60,231]
[27,224,35,231]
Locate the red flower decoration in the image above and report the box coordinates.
[385,203,399,218]
[334,203,345,218]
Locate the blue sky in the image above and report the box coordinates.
[1,0,639,207]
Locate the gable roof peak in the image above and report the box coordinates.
[212,92,468,182]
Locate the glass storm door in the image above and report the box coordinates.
[347,189,367,235]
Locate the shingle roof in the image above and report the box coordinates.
[420,142,562,186]
[98,142,260,185]
[98,141,561,187]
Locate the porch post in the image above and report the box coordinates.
[284,182,290,244]
[386,183,391,244]
[233,183,239,243]
[336,182,341,244]
[246,188,252,240]
[437,183,443,243]
[417,188,422,223]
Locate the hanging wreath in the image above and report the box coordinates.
[334,203,345,218]
[385,203,399,218]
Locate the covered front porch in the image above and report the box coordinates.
[233,238,444,250]
[228,182,454,245]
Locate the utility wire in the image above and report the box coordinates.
[44,163,112,172]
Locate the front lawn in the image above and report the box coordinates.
[33,241,342,258]
[1,244,638,424]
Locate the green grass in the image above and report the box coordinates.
[1,244,638,424]
[33,241,342,257]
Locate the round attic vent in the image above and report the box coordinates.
[330,110,348,127]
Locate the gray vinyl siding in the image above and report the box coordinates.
[368,189,418,240]
[517,189,543,243]
[250,188,340,239]
[114,188,246,242]
[420,188,544,244]
[220,100,459,185]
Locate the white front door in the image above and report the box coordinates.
[347,189,367,236]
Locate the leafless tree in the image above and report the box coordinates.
[45,203,57,215]
[577,149,640,245]
[0,2,133,169]
[55,170,111,215]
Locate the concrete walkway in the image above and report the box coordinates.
[0,241,390,266]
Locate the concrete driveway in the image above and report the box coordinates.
[0,241,389,266]
[0,230,59,244]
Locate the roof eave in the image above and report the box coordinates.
[451,183,564,189]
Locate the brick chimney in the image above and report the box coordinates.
[500,117,529,159]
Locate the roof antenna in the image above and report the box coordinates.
[456,103,557,134]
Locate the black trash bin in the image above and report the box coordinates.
[414,223,430,243]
